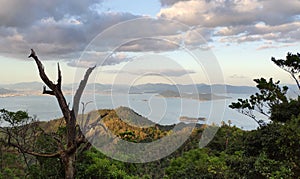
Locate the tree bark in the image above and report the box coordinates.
[62,152,76,179]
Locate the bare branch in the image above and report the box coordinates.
[23,149,61,158]
[28,49,55,90]
[28,49,70,123]
[57,63,62,89]
[72,65,96,116]
[291,73,300,90]
[43,85,55,95]
[1,138,61,158]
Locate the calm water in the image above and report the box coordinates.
[0,93,259,130]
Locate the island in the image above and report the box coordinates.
[158,90,230,101]
[179,116,207,123]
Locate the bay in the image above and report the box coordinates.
[0,93,259,130]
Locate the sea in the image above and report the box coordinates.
[0,93,260,130]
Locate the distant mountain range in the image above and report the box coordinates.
[131,83,258,94]
[0,82,257,94]
[2,81,299,96]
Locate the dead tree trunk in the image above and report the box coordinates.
[28,49,95,179]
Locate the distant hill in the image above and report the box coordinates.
[85,83,111,92]
[132,83,257,94]
[197,84,257,94]
[0,88,17,94]
[0,82,43,91]
[158,90,230,101]
[283,84,300,99]
[0,82,258,95]
[130,83,176,94]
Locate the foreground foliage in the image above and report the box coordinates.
[1,110,299,178]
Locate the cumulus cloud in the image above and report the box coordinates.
[1,0,299,68]
[216,21,300,43]
[157,0,300,44]
[158,0,300,26]
[0,0,100,28]
[0,1,209,63]
[158,0,261,27]
[0,9,140,59]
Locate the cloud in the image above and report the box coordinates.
[75,17,209,54]
[256,43,297,51]
[117,38,180,52]
[216,21,300,43]
[104,68,196,77]
[157,0,300,44]
[0,10,141,59]
[67,51,133,68]
[1,0,299,69]
[160,0,190,6]
[0,0,100,28]
[158,0,300,26]
[0,3,209,63]
[157,0,261,27]
[229,74,248,79]
[146,69,196,77]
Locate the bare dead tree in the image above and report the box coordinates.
[25,49,96,179]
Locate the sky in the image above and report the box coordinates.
[0,0,300,86]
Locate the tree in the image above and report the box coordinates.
[1,49,96,179]
[0,109,41,171]
[229,78,288,126]
[228,52,300,178]
[229,52,300,126]
[271,53,300,90]
[270,96,300,122]
[164,148,228,178]
[29,49,96,178]
[76,148,135,179]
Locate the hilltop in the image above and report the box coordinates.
[36,107,204,143]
